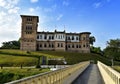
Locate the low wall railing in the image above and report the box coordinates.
[97,61,120,84]
[6,61,90,84]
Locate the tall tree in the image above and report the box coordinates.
[0,40,20,49]
[89,36,96,46]
[104,38,120,61]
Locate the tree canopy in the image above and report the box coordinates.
[0,40,20,49]
[104,38,120,61]
[89,36,96,46]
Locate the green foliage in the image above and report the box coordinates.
[39,51,116,65]
[0,68,50,83]
[89,36,96,46]
[0,40,20,49]
[0,49,61,67]
[48,60,64,65]
[90,46,103,55]
[0,49,120,66]
[0,54,37,66]
[104,38,120,61]
[113,66,120,73]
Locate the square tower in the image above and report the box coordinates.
[20,15,39,51]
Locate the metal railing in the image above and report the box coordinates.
[6,61,90,84]
[97,61,120,84]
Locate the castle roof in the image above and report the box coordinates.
[20,15,39,22]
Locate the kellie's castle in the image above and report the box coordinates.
[20,15,91,53]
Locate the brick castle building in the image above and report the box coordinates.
[20,15,91,53]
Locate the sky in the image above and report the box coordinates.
[0,0,120,49]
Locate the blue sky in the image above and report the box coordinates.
[0,0,120,49]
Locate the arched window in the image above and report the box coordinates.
[44,43,47,47]
[57,43,60,47]
[76,45,78,48]
[72,44,74,48]
[61,43,63,47]
[40,44,42,47]
[72,36,74,40]
[52,44,54,48]
[68,44,70,48]
[76,37,79,40]
[44,35,47,39]
[49,44,51,48]
[79,45,81,48]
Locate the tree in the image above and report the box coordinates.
[90,46,103,55]
[0,40,20,49]
[89,36,96,46]
[104,38,120,61]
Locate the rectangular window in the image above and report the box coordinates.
[44,35,47,39]
[79,45,81,48]
[52,36,54,40]
[40,44,42,47]
[52,44,54,48]
[44,43,47,47]
[40,35,42,39]
[68,37,70,40]
[72,36,74,40]
[76,45,78,48]
[72,44,74,48]
[26,17,32,21]
[83,37,86,40]
[83,45,86,47]
[26,32,32,34]
[57,43,59,47]
[61,43,63,47]
[49,44,51,48]
[49,36,51,40]
[37,35,39,39]
[68,44,70,48]
[76,37,79,40]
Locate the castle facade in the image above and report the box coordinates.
[20,15,91,53]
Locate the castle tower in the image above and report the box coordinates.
[20,15,39,51]
[80,32,91,53]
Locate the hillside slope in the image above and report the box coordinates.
[0,49,119,66]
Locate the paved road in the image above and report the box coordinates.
[72,64,105,84]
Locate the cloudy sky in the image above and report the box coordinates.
[0,0,120,49]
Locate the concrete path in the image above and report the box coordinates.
[72,64,105,84]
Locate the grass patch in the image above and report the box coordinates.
[0,54,37,66]
[39,51,113,65]
[0,49,62,58]
[0,68,50,83]
[0,49,120,66]
[113,66,120,73]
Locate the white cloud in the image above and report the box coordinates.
[30,0,38,3]
[63,1,69,6]
[0,0,20,47]
[93,0,111,8]
[0,0,19,9]
[56,14,63,21]
[8,7,20,14]
[29,8,35,12]
[43,4,57,13]
[93,2,102,8]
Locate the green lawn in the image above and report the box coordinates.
[0,49,62,58]
[39,51,113,65]
[113,66,120,73]
[0,49,63,66]
[0,54,38,66]
[0,49,120,66]
[0,49,119,83]
[0,68,50,83]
